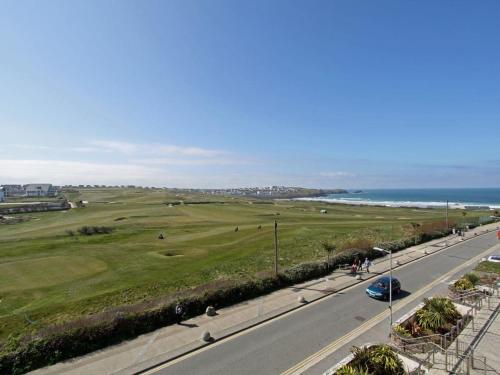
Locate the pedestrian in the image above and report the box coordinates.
[358,257,363,271]
[351,262,357,274]
[363,257,372,273]
[175,303,184,324]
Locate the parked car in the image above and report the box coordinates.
[487,255,500,263]
[366,276,401,300]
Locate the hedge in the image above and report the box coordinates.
[0,226,462,374]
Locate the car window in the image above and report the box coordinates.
[375,281,388,288]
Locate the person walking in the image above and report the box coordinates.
[363,257,372,273]
[175,303,184,325]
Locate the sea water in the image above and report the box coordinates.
[297,188,500,209]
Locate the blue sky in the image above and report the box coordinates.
[1,0,499,188]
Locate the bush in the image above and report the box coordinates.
[416,297,460,333]
[464,273,480,286]
[454,278,474,291]
[393,324,411,338]
[76,226,114,236]
[348,345,405,375]
[0,225,455,374]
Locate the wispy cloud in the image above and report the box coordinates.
[131,157,251,166]
[0,160,163,185]
[319,171,355,178]
[88,140,138,154]
[86,140,226,158]
[12,140,228,159]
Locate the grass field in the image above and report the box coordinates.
[475,260,500,274]
[0,188,489,341]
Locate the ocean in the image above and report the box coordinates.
[297,188,500,209]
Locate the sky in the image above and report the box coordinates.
[1,0,499,188]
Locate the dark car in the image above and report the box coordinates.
[366,276,401,300]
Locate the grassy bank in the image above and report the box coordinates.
[0,188,490,344]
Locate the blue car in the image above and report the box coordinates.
[366,276,401,300]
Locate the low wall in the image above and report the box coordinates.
[0,201,70,215]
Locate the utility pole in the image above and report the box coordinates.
[274,220,279,276]
[446,200,449,229]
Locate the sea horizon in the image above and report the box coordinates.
[297,187,500,209]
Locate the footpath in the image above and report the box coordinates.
[429,294,500,374]
[31,222,500,375]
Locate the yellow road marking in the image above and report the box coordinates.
[141,238,499,375]
[280,242,500,375]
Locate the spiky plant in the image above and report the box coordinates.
[335,364,370,375]
[393,324,411,338]
[454,278,474,291]
[350,345,372,370]
[369,345,405,375]
[416,297,460,332]
[464,273,480,286]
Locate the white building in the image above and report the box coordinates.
[24,184,58,197]
[1,184,25,197]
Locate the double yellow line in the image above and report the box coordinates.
[280,242,500,375]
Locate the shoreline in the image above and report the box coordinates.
[294,196,500,210]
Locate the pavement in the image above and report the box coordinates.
[30,222,500,375]
[428,293,500,374]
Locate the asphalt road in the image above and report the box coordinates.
[147,232,499,375]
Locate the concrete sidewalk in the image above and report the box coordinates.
[31,223,500,375]
[429,294,500,374]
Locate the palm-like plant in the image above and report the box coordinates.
[350,345,372,369]
[454,278,474,291]
[336,365,370,375]
[347,345,405,375]
[416,297,460,332]
[370,345,405,375]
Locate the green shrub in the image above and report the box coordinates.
[0,227,455,374]
[348,345,404,375]
[454,278,474,291]
[416,297,460,333]
[336,364,370,375]
[76,226,114,235]
[464,273,480,286]
[393,324,411,338]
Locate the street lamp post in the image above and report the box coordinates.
[373,246,393,336]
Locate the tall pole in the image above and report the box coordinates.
[274,220,279,276]
[389,249,393,337]
[446,200,449,229]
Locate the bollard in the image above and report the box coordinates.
[201,331,211,342]
[484,357,487,375]
[298,295,307,303]
[456,337,459,356]
[445,350,448,370]
[467,356,471,375]
[206,306,216,316]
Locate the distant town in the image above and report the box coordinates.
[0,183,349,202]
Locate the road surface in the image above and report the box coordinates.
[144,232,499,375]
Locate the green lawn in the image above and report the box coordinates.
[0,188,489,341]
[475,260,500,274]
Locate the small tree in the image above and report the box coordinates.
[321,241,336,271]
[410,222,421,245]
